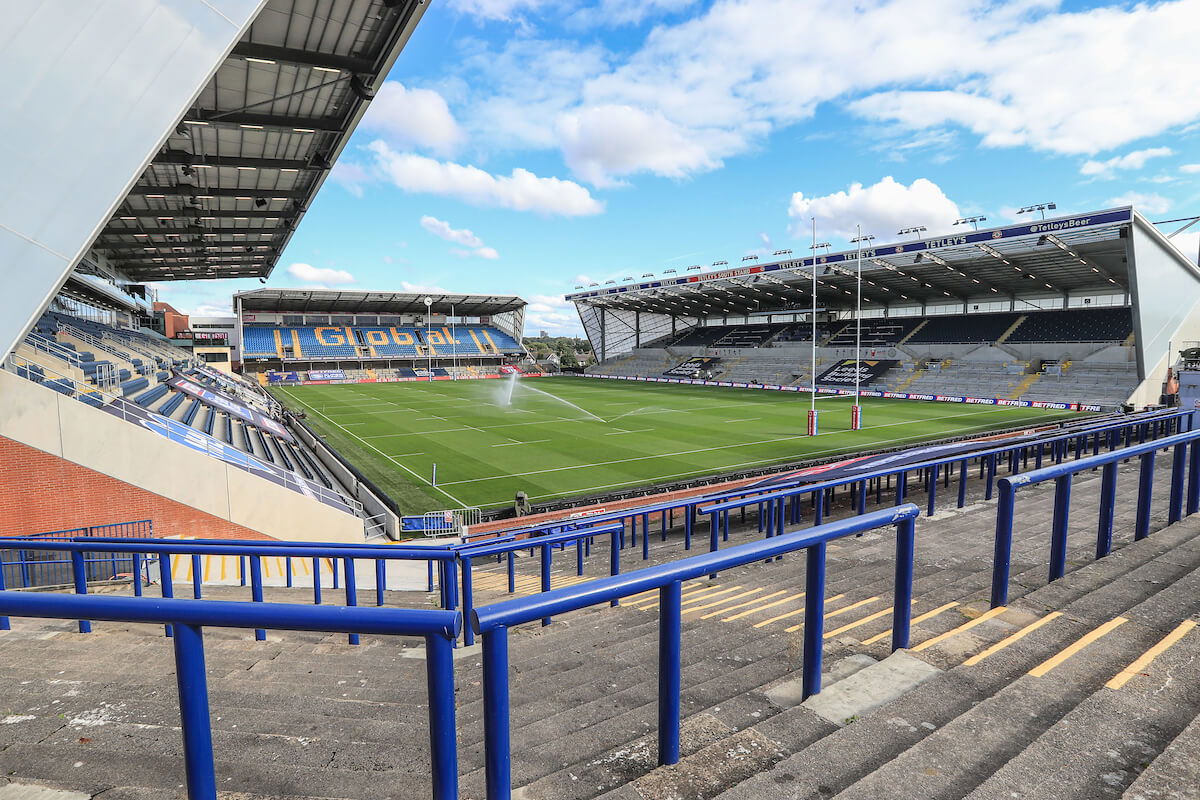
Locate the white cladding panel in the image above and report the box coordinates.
[0,0,265,358]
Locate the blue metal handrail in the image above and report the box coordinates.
[466,409,1190,560]
[456,522,624,644]
[471,504,920,800]
[695,408,1193,536]
[990,427,1200,606]
[0,537,459,644]
[0,591,461,800]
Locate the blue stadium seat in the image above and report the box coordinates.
[44,378,74,396]
[120,377,149,396]
[159,391,185,417]
[77,392,104,408]
[201,407,216,435]
[180,398,201,426]
[133,384,168,407]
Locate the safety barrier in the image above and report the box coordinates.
[0,591,461,800]
[693,409,1192,542]
[0,537,456,644]
[470,504,920,800]
[990,427,1200,606]
[473,410,1191,563]
[456,523,624,644]
[0,520,152,589]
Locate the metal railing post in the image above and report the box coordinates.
[892,516,915,651]
[801,541,827,701]
[991,480,1016,607]
[1169,442,1187,524]
[313,557,323,605]
[173,623,217,800]
[1135,451,1155,541]
[1049,475,1072,582]
[70,551,91,634]
[159,552,174,638]
[927,463,939,517]
[376,559,387,607]
[132,551,143,596]
[191,554,203,599]
[657,580,682,766]
[425,633,460,800]
[1190,439,1200,516]
[985,454,997,499]
[610,530,621,606]
[957,458,969,508]
[344,558,359,646]
[1097,462,1117,559]
[482,627,512,800]
[0,567,9,630]
[249,556,266,641]
[462,557,475,646]
[540,544,552,626]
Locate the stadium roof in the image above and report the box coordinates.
[91,0,428,283]
[567,207,1183,317]
[235,288,527,316]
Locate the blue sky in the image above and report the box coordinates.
[161,0,1200,334]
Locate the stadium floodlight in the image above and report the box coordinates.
[686,265,701,271]
[1017,203,1057,220]
[898,226,927,239]
[642,273,654,278]
[742,255,759,262]
[423,296,434,382]
[604,280,615,284]
[663,268,676,274]
[954,216,987,230]
[772,249,793,256]
[809,218,818,436]
[712,260,728,266]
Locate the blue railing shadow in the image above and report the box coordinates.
[0,591,461,800]
[470,504,920,800]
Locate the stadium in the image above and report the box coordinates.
[1,3,1200,800]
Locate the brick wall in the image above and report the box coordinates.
[0,434,271,540]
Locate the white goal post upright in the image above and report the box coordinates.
[808,217,819,437]
[852,223,864,431]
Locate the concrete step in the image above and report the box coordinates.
[1121,708,1200,800]
[963,619,1200,799]
[708,518,1200,800]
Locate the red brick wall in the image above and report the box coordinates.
[0,435,271,541]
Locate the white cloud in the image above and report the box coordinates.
[524,293,583,335]
[1080,147,1173,178]
[287,263,356,285]
[367,141,603,216]
[453,0,1200,185]
[1107,192,1171,215]
[569,0,699,28]
[1181,164,1200,174]
[787,176,961,242]
[445,0,547,21]
[420,216,485,248]
[361,82,465,156]
[556,104,726,186]
[330,161,373,197]
[450,246,501,260]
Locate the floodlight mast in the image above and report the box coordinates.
[849,228,875,431]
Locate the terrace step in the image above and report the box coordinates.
[1121,709,1200,800]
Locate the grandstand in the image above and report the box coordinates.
[4,2,1200,800]
[573,208,1193,412]
[235,289,528,381]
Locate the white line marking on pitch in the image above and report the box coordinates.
[437,405,1046,486]
[282,391,469,507]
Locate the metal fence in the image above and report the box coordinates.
[0,520,152,590]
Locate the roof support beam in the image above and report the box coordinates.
[230,42,376,74]
[154,150,325,171]
[188,110,342,132]
[128,186,306,200]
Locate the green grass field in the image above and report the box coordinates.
[272,377,1084,513]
